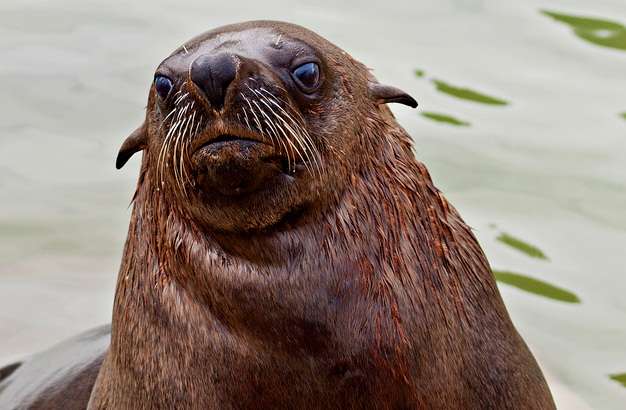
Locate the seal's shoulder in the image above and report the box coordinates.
[0,325,110,410]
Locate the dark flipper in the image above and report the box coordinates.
[0,363,21,383]
[0,324,110,410]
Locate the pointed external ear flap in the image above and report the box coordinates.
[368,82,418,108]
[116,123,147,169]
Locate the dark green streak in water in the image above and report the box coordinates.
[542,10,626,51]
[497,233,548,260]
[421,111,470,127]
[493,270,581,303]
[609,373,626,388]
[431,79,508,105]
[620,112,626,120]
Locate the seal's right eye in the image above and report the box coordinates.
[291,62,320,93]
[154,75,173,99]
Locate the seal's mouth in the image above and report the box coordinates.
[191,124,272,154]
[193,134,266,150]
[193,130,280,164]
[190,128,296,196]
[201,134,260,148]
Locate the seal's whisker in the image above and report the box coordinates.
[169,92,191,192]
[159,114,184,188]
[254,90,314,170]
[158,108,178,132]
[258,98,307,173]
[172,114,189,193]
[250,101,279,155]
[242,106,252,131]
[181,110,197,191]
[255,90,321,176]
[259,102,293,172]
[174,92,189,106]
[173,131,184,193]
[254,101,295,172]
[255,92,313,175]
[159,101,184,183]
[242,93,288,169]
[256,88,322,171]
[175,112,193,196]
[259,87,310,133]
[246,86,298,172]
[292,121,322,178]
[158,118,177,184]
[251,98,296,173]
[177,103,190,121]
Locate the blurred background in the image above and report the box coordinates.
[1,0,625,408]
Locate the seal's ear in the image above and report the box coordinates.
[368,82,418,108]
[116,122,147,169]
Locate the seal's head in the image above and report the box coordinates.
[116,21,416,232]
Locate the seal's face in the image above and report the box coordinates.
[116,21,416,232]
[152,25,331,232]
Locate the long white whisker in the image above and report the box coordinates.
[256,88,322,176]
[255,90,318,175]
[255,93,313,175]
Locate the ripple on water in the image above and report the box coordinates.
[609,373,626,388]
[421,111,470,127]
[497,232,549,260]
[493,270,581,304]
[431,79,509,106]
[542,10,626,52]
[413,70,508,126]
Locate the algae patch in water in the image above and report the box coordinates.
[542,10,626,51]
[493,270,580,303]
[431,79,508,105]
[497,232,548,260]
[620,112,626,120]
[421,112,470,127]
[414,69,425,78]
[609,373,626,388]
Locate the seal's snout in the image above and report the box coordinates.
[190,53,237,109]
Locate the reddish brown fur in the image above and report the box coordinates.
[84,21,555,409]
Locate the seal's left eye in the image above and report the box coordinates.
[291,62,320,92]
[154,75,173,99]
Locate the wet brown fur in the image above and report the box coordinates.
[53,21,553,409]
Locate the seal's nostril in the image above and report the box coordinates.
[190,53,237,109]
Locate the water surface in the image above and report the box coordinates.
[1,0,625,408]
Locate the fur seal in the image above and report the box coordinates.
[0,20,555,409]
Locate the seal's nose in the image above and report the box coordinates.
[190,53,237,109]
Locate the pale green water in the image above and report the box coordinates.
[1,0,625,408]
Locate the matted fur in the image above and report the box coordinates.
[0,20,556,410]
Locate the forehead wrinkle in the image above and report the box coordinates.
[294,46,309,57]
[214,40,240,52]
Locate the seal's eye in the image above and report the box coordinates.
[291,62,320,93]
[154,75,173,99]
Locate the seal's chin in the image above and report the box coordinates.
[191,135,290,196]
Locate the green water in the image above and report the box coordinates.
[610,373,626,388]
[0,1,625,408]
[493,270,580,304]
[541,10,626,51]
[431,79,509,105]
[421,111,470,126]
[496,232,549,260]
